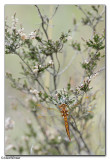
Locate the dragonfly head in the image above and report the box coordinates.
[58,96,69,105]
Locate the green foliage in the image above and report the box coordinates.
[5,15,24,54]
[67,82,71,91]
[81,34,105,77]
[81,51,102,76]
[91,5,99,13]
[18,146,24,154]
[86,34,105,50]
[26,122,37,138]
[79,5,104,28]
[79,79,91,93]
[71,41,81,51]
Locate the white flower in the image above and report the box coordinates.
[30,89,39,95]
[84,60,89,64]
[35,65,38,69]
[17,28,27,40]
[5,117,15,130]
[29,32,36,39]
[29,32,34,36]
[20,33,27,40]
[55,93,58,99]
[11,26,16,30]
[30,89,40,102]
[58,136,61,141]
[67,36,72,40]
[32,96,38,102]
[18,28,24,33]
[80,84,84,87]
[12,18,18,23]
[33,68,38,73]
[39,65,42,68]
[86,77,91,83]
[10,40,13,44]
[33,65,39,73]
[48,60,54,67]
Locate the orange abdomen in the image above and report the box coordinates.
[64,116,71,141]
[59,104,71,141]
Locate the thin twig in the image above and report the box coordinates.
[71,129,81,154]
[55,52,60,74]
[49,5,59,20]
[50,55,57,90]
[91,66,105,78]
[35,5,49,40]
[58,52,77,76]
[77,5,92,26]
[35,5,59,91]
[17,53,47,93]
[70,122,92,155]
[93,6,105,31]
[17,53,33,73]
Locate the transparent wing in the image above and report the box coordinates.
[35,104,74,119]
[34,104,65,132]
[35,104,61,119]
[34,104,73,140]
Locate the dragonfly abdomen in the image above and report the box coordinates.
[59,104,71,141]
[64,115,71,141]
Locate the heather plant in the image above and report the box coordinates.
[5,5,105,155]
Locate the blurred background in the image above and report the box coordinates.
[5,5,105,155]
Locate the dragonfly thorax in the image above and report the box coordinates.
[58,104,69,117]
[58,103,68,109]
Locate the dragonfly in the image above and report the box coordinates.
[35,103,72,141]
[34,98,93,141]
[58,104,71,141]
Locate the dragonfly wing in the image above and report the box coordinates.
[36,106,61,117]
